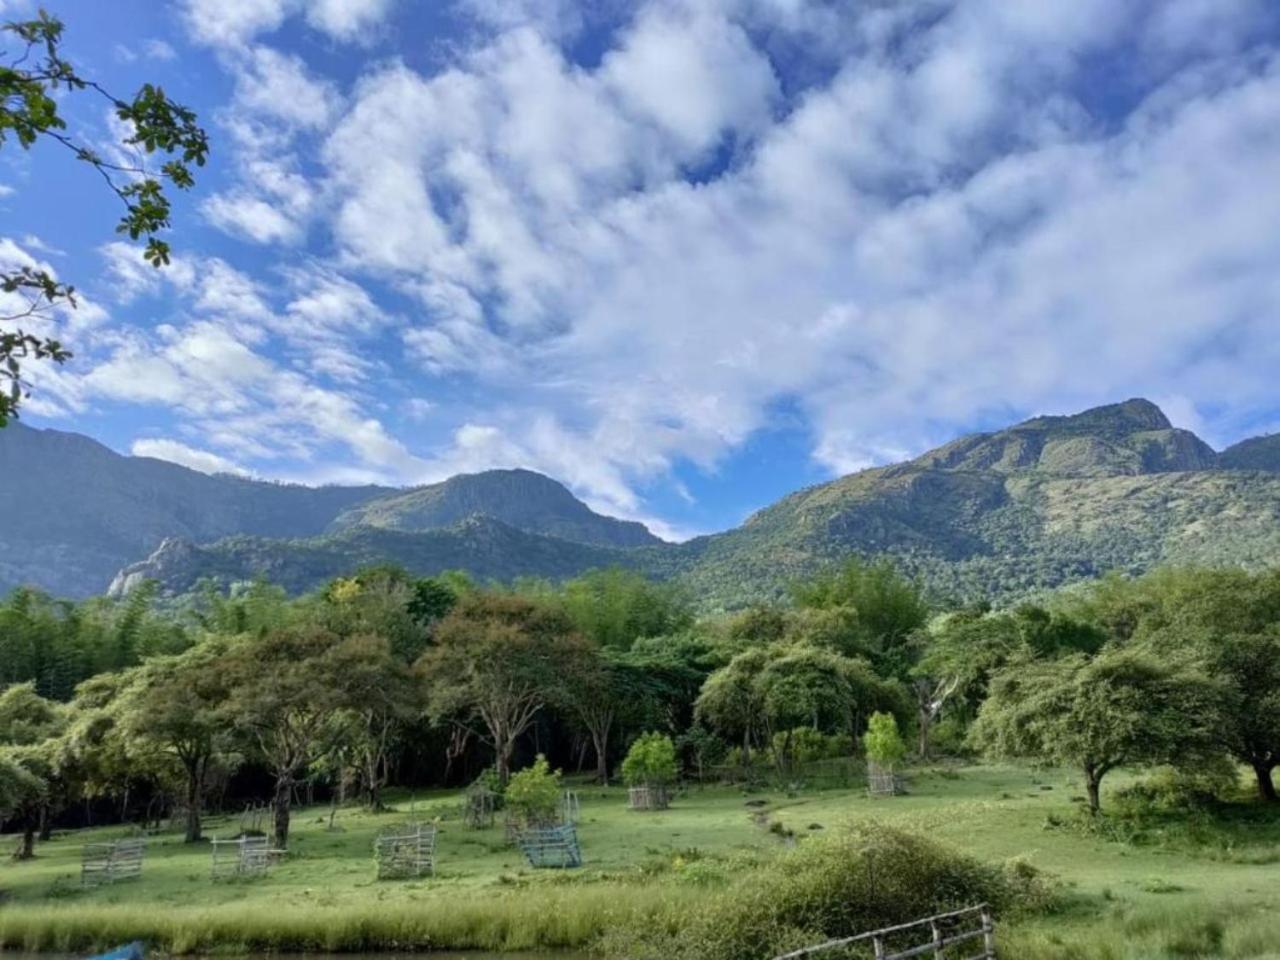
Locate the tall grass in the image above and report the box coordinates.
[1004,901,1280,960]
[0,883,682,954]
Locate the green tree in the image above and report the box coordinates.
[1,11,207,423]
[559,568,693,650]
[863,711,907,770]
[218,626,353,848]
[1208,629,1280,801]
[620,732,678,788]
[0,682,66,857]
[504,754,562,826]
[113,641,233,842]
[792,558,929,676]
[419,593,591,785]
[970,651,1220,815]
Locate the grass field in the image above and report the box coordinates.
[2,764,1279,957]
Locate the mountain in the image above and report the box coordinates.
[1219,433,1280,472]
[9,399,1280,607]
[330,469,660,547]
[0,425,657,597]
[0,423,389,597]
[664,400,1280,606]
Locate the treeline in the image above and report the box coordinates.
[2,560,1278,862]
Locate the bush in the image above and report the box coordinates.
[622,732,679,787]
[773,728,846,767]
[599,822,1056,960]
[505,756,562,825]
[928,715,973,758]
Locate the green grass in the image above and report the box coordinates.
[2,766,1278,956]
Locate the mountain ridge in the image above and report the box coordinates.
[7,398,1280,606]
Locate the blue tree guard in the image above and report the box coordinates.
[517,823,583,868]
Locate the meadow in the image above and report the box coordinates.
[2,764,1279,958]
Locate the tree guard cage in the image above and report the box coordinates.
[462,786,496,829]
[867,762,906,797]
[81,838,145,886]
[771,903,996,960]
[210,835,279,879]
[562,789,580,825]
[627,783,670,810]
[516,823,583,869]
[239,802,268,834]
[374,822,437,879]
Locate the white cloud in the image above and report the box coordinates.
[131,438,250,476]
[181,0,396,47]
[306,0,1280,517]
[203,191,302,244]
[56,0,1280,533]
[146,38,178,60]
[0,184,13,198]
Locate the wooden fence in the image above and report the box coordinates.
[81,838,145,886]
[374,822,437,879]
[211,835,280,880]
[771,904,996,960]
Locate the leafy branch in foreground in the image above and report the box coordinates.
[0,10,208,424]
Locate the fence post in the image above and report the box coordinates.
[873,935,886,959]
[931,919,943,957]
[981,906,996,959]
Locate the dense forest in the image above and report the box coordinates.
[3,558,1277,861]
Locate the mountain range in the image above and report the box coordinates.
[2,398,1279,608]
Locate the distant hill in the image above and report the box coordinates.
[330,468,660,548]
[8,399,1280,607]
[0,424,388,597]
[1219,433,1280,472]
[0,425,657,597]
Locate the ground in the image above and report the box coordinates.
[1,764,1278,957]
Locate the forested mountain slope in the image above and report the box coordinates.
[9,399,1280,606]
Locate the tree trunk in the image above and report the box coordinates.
[1084,767,1102,816]
[273,777,292,849]
[185,766,204,843]
[917,709,930,759]
[592,728,610,785]
[496,739,513,786]
[37,803,52,842]
[14,818,36,860]
[1252,760,1278,802]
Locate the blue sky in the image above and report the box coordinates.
[3,0,1280,540]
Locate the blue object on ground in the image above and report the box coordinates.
[87,942,144,960]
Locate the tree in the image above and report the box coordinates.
[792,558,929,676]
[504,754,562,827]
[218,627,352,848]
[1206,629,1280,801]
[114,642,233,842]
[621,732,678,789]
[1,12,208,423]
[970,651,1220,815]
[559,568,693,650]
[863,712,907,771]
[325,634,419,811]
[695,648,771,766]
[419,593,591,785]
[0,682,66,858]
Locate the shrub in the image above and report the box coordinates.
[599,822,1056,960]
[863,711,907,769]
[621,732,679,787]
[773,728,846,767]
[505,756,562,825]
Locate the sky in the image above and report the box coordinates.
[2,0,1280,541]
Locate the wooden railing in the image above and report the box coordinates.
[772,904,995,960]
[81,837,145,886]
